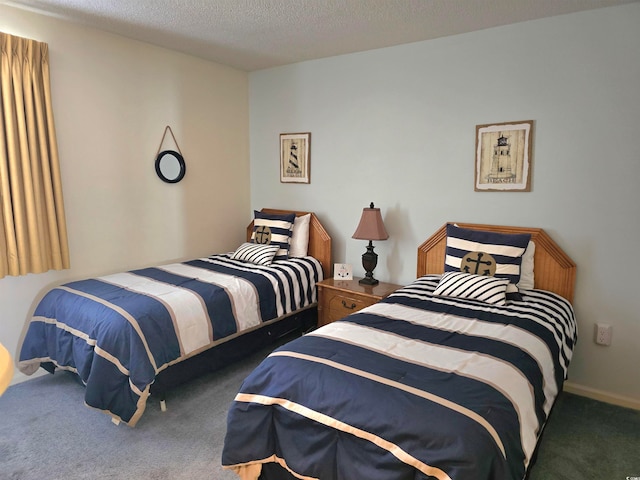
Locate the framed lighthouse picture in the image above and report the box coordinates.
[280,132,311,184]
[475,120,533,192]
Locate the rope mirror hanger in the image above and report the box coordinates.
[155,126,186,184]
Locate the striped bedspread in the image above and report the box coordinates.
[222,275,576,480]
[18,254,322,426]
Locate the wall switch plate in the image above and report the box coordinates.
[594,323,612,346]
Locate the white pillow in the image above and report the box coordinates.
[517,241,535,290]
[289,213,311,257]
[433,272,509,306]
[231,242,279,266]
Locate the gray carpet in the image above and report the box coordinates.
[1,340,639,480]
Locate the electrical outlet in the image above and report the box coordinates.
[594,323,612,346]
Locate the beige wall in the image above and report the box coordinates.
[0,5,250,383]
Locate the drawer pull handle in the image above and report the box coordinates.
[342,300,357,309]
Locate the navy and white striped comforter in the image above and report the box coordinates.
[18,254,322,426]
[222,275,576,480]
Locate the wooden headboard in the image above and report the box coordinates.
[246,209,332,280]
[417,223,576,303]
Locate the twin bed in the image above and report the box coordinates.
[18,209,331,426]
[221,222,577,480]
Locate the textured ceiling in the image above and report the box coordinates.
[4,0,637,71]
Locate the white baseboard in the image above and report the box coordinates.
[563,381,640,411]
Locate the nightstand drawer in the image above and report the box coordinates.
[327,293,372,322]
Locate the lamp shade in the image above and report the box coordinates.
[352,203,389,241]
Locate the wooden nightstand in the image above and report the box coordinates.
[317,278,403,327]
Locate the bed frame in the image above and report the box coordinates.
[150,209,332,406]
[417,223,576,303]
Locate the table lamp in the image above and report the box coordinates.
[352,202,389,285]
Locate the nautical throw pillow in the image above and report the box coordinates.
[231,242,279,266]
[433,271,509,305]
[445,224,531,292]
[250,211,296,261]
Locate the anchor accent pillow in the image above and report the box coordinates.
[444,224,531,293]
[251,211,296,261]
[434,271,510,306]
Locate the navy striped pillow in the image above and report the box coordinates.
[445,225,531,292]
[231,242,279,265]
[434,272,509,305]
[251,211,296,261]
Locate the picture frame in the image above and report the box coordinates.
[280,132,311,184]
[333,263,353,281]
[475,120,533,192]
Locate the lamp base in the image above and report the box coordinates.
[359,241,379,286]
[358,276,379,286]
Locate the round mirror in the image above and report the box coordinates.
[155,150,186,183]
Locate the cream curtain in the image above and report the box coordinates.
[0,32,69,278]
